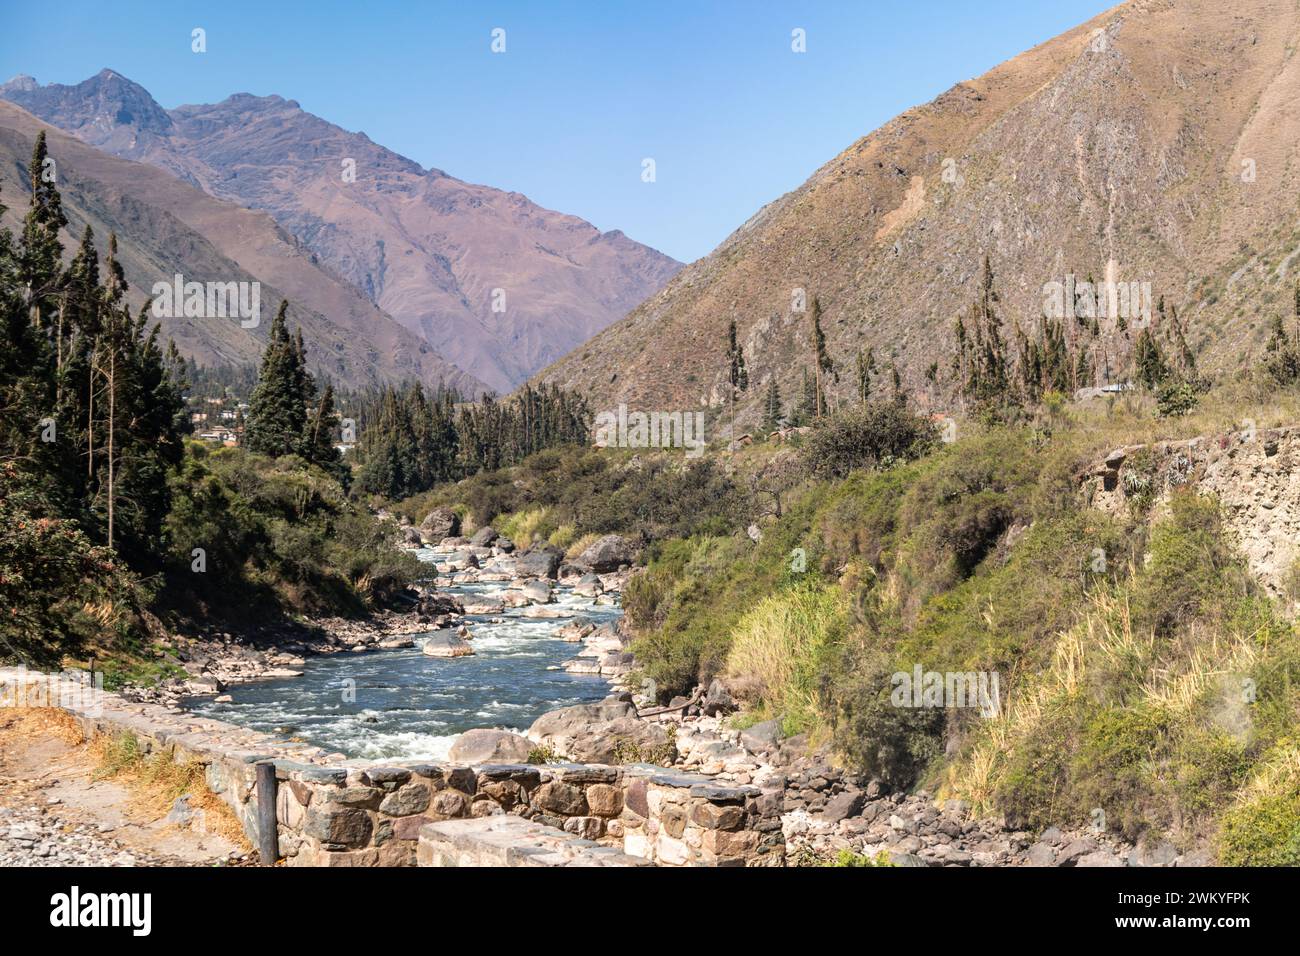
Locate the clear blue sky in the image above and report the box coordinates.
[0,0,1115,263]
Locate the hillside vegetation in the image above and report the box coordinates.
[424,370,1300,865]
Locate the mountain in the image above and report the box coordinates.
[0,100,485,395]
[1,70,682,394]
[530,0,1300,425]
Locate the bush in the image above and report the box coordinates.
[1218,742,1300,866]
[800,402,937,480]
[1157,379,1199,417]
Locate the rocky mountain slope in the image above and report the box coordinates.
[533,0,1300,427]
[0,101,484,395]
[1,70,681,394]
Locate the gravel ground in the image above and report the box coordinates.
[0,803,177,866]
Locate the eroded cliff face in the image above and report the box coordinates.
[1085,425,1300,596]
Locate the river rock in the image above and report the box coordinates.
[422,632,474,658]
[527,696,639,755]
[739,718,784,754]
[470,526,499,547]
[577,534,639,572]
[702,679,736,716]
[514,546,563,580]
[572,573,603,598]
[420,507,461,542]
[448,729,534,764]
[565,717,676,764]
[520,580,553,604]
[445,550,479,571]
[556,618,596,642]
[418,592,464,618]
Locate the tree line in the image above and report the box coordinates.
[347,382,591,500]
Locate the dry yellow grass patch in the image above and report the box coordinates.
[0,706,86,746]
[90,732,249,849]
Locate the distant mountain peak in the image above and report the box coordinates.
[1,69,172,146]
[0,74,38,94]
[0,69,681,392]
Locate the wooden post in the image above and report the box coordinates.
[255,761,279,866]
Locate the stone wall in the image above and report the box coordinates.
[0,668,784,866]
[620,771,784,866]
[1084,424,1300,596]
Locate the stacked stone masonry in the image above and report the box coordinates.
[0,668,784,866]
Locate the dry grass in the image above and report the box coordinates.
[947,577,1265,816]
[0,706,86,746]
[565,531,602,561]
[90,732,249,849]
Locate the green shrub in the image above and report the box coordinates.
[800,401,937,480]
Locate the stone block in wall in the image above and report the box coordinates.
[470,798,505,818]
[624,777,649,819]
[320,847,380,867]
[533,781,587,816]
[428,789,468,820]
[303,804,373,847]
[417,816,649,867]
[564,815,604,840]
[586,783,623,817]
[322,785,384,809]
[379,782,431,816]
[475,764,542,789]
[654,830,690,866]
[478,779,527,808]
[362,766,412,788]
[691,801,744,831]
[700,828,758,859]
[624,829,651,861]
[393,815,435,840]
[551,764,620,785]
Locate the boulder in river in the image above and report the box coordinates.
[520,580,553,604]
[577,534,639,573]
[470,526,499,547]
[448,729,534,764]
[556,618,596,642]
[573,573,603,598]
[422,632,475,658]
[418,592,464,619]
[514,546,563,580]
[445,550,479,571]
[420,507,461,542]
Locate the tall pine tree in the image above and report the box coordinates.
[245,301,310,457]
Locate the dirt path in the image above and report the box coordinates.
[0,709,249,867]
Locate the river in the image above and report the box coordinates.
[184,547,619,761]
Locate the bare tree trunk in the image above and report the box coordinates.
[107,345,115,550]
[55,298,64,406]
[87,348,95,478]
